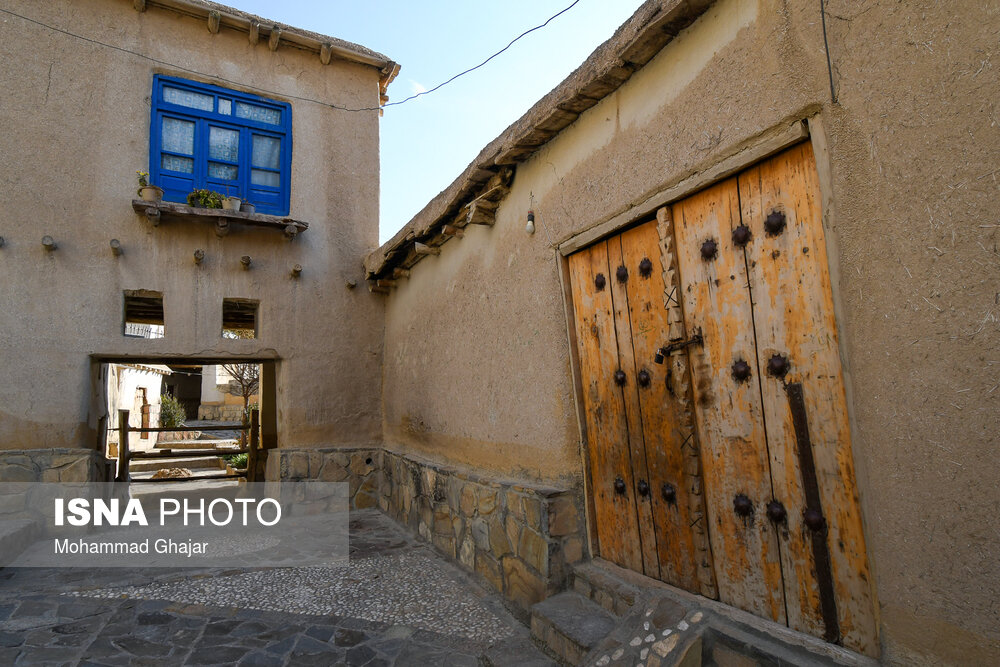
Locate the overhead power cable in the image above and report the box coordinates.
[0,1,581,113]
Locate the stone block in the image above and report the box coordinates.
[503,557,546,609]
[460,484,477,517]
[517,528,549,575]
[354,490,378,509]
[317,460,349,482]
[489,518,512,556]
[476,552,504,593]
[432,507,453,535]
[478,489,499,516]
[432,532,456,559]
[563,536,584,563]
[459,535,475,569]
[470,518,490,550]
[524,497,543,532]
[332,452,351,468]
[308,452,324,477]
[287,452,309,480]
[547,495,579,536]
[505,514,522,548]
[0,462,36,483]
[506,491,525,521]
[349,453,374,478]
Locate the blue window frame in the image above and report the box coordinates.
[150,75,292,216]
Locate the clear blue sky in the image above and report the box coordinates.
[224,1,646,243]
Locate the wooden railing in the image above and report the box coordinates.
[116,408,260,483]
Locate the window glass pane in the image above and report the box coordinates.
[163,86,214,111]
[209,126,239,162]
[218,99,232,115]
[252,135,281,169]
[161,154,194,173]
[252,169,280,187]
[236,102,281,125]
[208,162,238,180]
[161,117,195,155]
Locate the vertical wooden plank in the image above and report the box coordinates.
[608,233,660,580]
[618,219,701,591]
[656,206,719,599]
[739,143,877,655]
[568,243,643,572]
[672,178,787,624]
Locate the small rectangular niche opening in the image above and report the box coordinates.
[222,298,258,339]
[123,290,164,338]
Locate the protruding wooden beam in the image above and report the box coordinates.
[441,224,464,238]
[283,224,299,240]
[320,43,333,65]
[110,239,123,257]
[392,268,410,279]
[413,242,440,256]
[368,282,390,294]
[376,279,397,289]
[145,207,161,227]
[207,11,221,34]
[466,199,500,226]
[133,0,146,12]
[268,27,282,52]
[215,218,230,237]
[248,21,260,45]
[193,249,205,265]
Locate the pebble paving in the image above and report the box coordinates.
[0,509,554,666]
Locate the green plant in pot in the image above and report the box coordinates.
[186,189,224,208]
[136,170,163,202]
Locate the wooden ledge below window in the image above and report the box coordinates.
[132,200,309,239]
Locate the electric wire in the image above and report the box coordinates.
[0,1,581,113]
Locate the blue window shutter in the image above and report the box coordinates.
[149,75,292,215]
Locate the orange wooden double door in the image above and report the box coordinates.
[568,143,877,655]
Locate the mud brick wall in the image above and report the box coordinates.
[378,450,587,616]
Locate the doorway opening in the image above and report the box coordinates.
[93,356,277,486]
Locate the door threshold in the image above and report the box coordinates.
[572,559,879,666]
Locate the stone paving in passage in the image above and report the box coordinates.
[0,509,555,666]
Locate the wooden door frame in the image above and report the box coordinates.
[553,114,879,635]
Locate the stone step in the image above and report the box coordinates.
[156,430,203,442]
[572,560,642,617]
[129,456,226,473]
[531,592,617,666]
[154,439,240,450]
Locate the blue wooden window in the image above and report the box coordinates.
[150,75,292,216]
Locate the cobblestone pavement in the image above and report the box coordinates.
[0,510,554,666]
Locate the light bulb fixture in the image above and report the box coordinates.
[526,210,535,235]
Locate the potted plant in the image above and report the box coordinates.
[136,170,163,202]
[186,189,224,208]
[240,200,256,215]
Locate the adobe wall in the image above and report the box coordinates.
[380,0,999,663]
[0,1,387,469]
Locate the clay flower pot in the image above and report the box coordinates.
[222,195,242,211]
[138,185,163,202]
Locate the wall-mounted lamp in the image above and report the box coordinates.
[526,211,535,235]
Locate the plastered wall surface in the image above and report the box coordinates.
[0,0,386,455]
[381,0,999,663]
